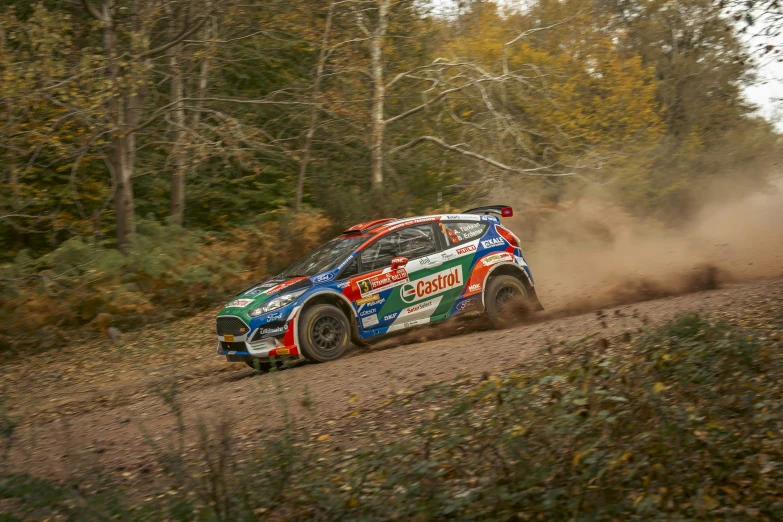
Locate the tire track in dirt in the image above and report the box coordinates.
[5,276,783,486]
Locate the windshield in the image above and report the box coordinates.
[279,236,365,278]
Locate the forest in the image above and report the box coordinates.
[0,0,780,351]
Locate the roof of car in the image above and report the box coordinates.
[342,213,498,237]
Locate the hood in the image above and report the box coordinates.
[218,276,313,320]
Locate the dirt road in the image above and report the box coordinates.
[3,275,783,490]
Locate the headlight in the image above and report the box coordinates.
[248,289,306,317]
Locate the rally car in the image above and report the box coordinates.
[215,206,542,371]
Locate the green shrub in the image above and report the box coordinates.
[0,211,333,354]
[4,314,781,520]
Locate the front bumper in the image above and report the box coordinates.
[216,339,300,358]
[216,313,302,360]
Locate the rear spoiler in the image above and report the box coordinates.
[461,205,513,217]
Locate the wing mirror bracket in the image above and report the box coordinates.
[391,256,408,270]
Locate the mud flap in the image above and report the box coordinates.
[527,286,545,311]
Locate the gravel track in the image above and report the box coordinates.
[3,276,783,488]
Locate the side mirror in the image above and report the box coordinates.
[391,256,408,270]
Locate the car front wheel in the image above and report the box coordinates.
[298,304,350,362]
[485,275,530,328]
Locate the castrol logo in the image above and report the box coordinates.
[400,266,463,304]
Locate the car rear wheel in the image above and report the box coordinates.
[298,304,350,362]
[485,275,529,328]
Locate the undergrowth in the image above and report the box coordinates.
[2,312,782,520]
[0,211,332,354]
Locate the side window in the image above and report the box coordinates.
[360,224,438,272]
[439,221,488,246]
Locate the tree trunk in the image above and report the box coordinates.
[111,123,136,251]
[180,0,213,219]
[295,1,336,212]
[168,17,186,226]
[101,0,136,251]
[190,7,211,131]
[369,0,389,188]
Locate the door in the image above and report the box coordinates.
[351,223,449,333]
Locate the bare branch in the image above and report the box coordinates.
[384,78,495,125]
[139,17,208,59]
[81,0,104,22]
[502,12,587,75]
[389,136,576,177]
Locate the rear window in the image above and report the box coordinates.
[439,221,488,246]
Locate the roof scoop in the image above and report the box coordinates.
[461,205,513,217]
[343,218,397,235]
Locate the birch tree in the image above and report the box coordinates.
[81,0,207,248]
[344,1,594,189]
[295,0,338,211]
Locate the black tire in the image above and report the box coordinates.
[298,304,350,362]
[485,275,529,328]
[244,359,283,372]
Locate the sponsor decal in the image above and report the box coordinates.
[358,268,409,297]
[337,281,350,289]
[456,244,477,255]
[481,252,514,267]
[336,254,355,271]
[311,272,335,284]
[405,299,436,315]
[359,307,378,317]
[265,277,305,295]
[444,215,463,220]
[357,297,386,314]
[266,312,284,322]
[480,215,499,222]
[245,281,282,296]
[396,296,442,321]
[383,312,398,322]
[361,314,379,328]
[419,256,433,265]
[442,252,456,260]
[274,348,291,356]
[456,297,481,312]
[356,294,381,306]
[224,334,235,342]
[388,318,429,332]
[400,266,463,304]
[459,222,481,232]
[481,237,506,249]
[257,325,288,337]
[468,283,482,292]
[514,255,527,267]
[226,299,254,308]
[384,216,439,232]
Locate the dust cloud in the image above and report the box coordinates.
[368,182,783,350]
[506,179,783,312]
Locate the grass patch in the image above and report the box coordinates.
[2,312,782,520]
